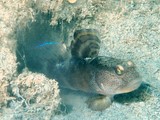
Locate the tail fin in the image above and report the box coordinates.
[71,29,101,59]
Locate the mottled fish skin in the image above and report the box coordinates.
[54,56,142,95]
[89,56,142,95]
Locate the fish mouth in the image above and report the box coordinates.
[116,80,142,94]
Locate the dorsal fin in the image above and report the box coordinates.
[71,29,101,59]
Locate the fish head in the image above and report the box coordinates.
[90,56,142,95]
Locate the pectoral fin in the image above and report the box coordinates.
[86,95,112,111]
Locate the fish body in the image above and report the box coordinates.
[52,29,142,96]
[16,23,142,111]
[54,56,141,96]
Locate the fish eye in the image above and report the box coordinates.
[115,65,124,75]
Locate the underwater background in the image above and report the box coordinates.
[0,0,160,120]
